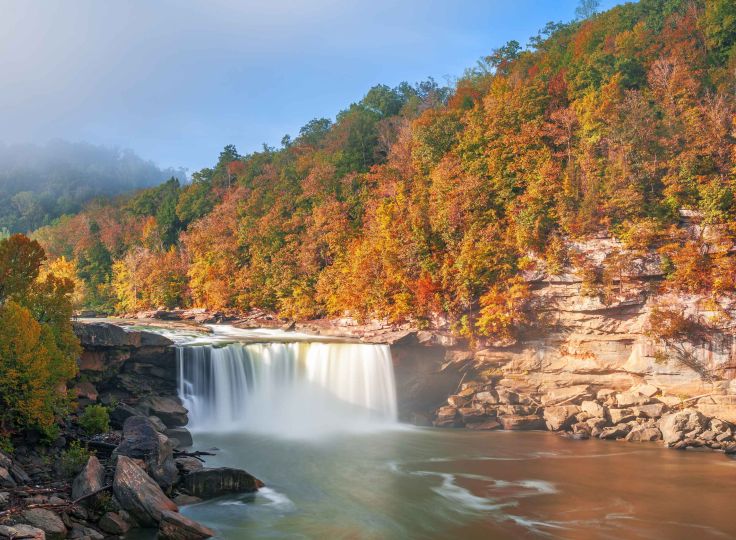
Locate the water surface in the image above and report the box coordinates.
[182,429,736,539]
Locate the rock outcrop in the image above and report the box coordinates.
[21,509,66,540]
[112,456,178,527]
[115,416,178,489]
[71,456,105,501]
[73,321,178,407]
[178,468,264,499]
[159,510,215,540]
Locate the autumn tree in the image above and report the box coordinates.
[0,235,80,436]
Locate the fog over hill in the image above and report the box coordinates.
[0,140,186,233]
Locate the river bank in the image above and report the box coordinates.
[0,322,263,540]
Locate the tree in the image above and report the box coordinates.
[483,40,522,75]
[575,0,600,20]
[0,234,79,436]
[0,234,45,302]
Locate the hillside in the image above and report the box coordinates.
[0,140,186,233]
[34,0,736,340]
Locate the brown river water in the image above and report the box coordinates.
[175,428,736,540]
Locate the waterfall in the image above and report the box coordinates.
[177,341,398,437]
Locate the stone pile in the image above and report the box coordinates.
[434,381,736,454]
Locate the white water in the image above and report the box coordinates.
[177,331,398,438]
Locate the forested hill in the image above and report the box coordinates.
[0,140,186,233]
[33,0,736,339]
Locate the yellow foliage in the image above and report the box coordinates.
[40,257,86,308]
[476,276,531,341]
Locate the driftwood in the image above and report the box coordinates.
[71,484,112,505]
[173,450,216,463]
[0,485,112,520]
[8,485,70,495]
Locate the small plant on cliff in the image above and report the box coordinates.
[59,441,92,478]
[475,276,532,343]
[646,303,719,382]
[78,405,110,435]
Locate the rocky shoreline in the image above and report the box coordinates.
[0,322,262,540]
[435,380,736,453]
[94,307,736,460]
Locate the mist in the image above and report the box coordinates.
[0,0,616,173]
[0,140,186,233]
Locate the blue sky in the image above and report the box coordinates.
[1,0,624,175]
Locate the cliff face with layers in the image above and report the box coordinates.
[277,232,736,447]
[399,235,736,449]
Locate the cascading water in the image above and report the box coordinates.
[177,338,398,437]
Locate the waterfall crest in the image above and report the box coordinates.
[178,341,398,437]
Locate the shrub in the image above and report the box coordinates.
[78,405,110,435]
[60,441,92,478]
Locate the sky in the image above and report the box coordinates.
[0,0,624,175]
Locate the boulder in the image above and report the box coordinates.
[175,458,204,475]
[658,408,708,447]
[626,425,662,442]
[447,395,470,408]
[497,404,532,416]
[0,452,11,470]
[495,388,519,405]
[172,494,203,506]
[139,397,188,428]
[696,395,736,423]
[586,417,608,430]
[541,385,591,406]
[599,425,630,440]
[465,420,501,430]
[657,395,683,407]
[66,524,103,540]
[71,456,105,501]
[0,468,16,489]
[10,463,30,486]
[458,407,487,423]
[112,455,178,527]
[571,422,592,437]
[159,510,214,540]
[166,428,194,449]
[615,392,650,408]
[543,405,581,431]
[73,322,130,348]
[115,416,178,489]
[0,524,45,539]
[109,403,141,429]
[148,416,168,433]
[498,415,545,430]
[434,406,460,427]
[580,400,607,419]
[21,509,66,540]
[632,403,666,419]
[631,384,659,398]
[474,391,498,404]
[98,512,131,535]
[609,408,636,424]
[179,468,263,499]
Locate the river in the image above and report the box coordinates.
[145,324,736,539]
